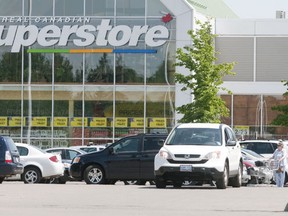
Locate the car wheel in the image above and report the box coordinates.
[229,162,242,187]
[155,176,166,188]
[57,177,67,184]
[173,181,182,188]
[124,180,138,185]
[182,180,193,186]
[0,177,4,183]
[23,167,42,184]
[216,163,228,189]
[84,165,105,184]
[137,180,147,185]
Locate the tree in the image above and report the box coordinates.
[174,20,235,123]
[86,53,113,83]
[271,80,288,126]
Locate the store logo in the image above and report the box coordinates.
[0,19,169,53]
[162,13,173,23]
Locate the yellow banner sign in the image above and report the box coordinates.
[9,117,26,127]
[31,117,47,127]
[70,117,88,127]
[130,118,144,128]
[0,117,7,126]
[149,118,166,128]
[115,118,128,127]
[53,117,68,127]
[90,118,107,127]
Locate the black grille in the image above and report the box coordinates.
[167,159,208,164]
[174,154,200,158]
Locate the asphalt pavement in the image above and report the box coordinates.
[0,181,287,216]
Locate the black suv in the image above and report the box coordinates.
[0,136,23,183]
[70,133,167,184]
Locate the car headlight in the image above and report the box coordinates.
[72,156,81,164]
[159,150,172,159]
[205,151,221,159]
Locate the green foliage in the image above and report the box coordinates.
[174,20,235,123]
[271,80,288,126]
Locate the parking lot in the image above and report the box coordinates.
[0,181,287,216]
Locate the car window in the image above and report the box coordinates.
[244,142,275,154]
[113,137,140,153]
[5,137,18,153]
[166,128,221,146]
[17,146,29,156]
[143,137,165,151]
[224,128,236,144]
[67,150,80,160]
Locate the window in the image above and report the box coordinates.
[113,137,140,153]
[17,146,28,156]
[67,150,80,160]
[143,137,163,151]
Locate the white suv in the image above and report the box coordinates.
[154,123,243,189]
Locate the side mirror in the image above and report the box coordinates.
[227,140,236,146]
[109,147,115,154]
[158,139,165,147]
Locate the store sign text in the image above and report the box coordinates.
[0,19,169,52]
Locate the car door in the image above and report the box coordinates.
[106,136,141,179]
[140,135,166,179]
[225,127,240,172]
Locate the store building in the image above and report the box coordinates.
[0,0,287,148]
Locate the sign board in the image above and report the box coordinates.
[31,117,48,127]
[70,117,88,127]
[9,117,26,127]
[130,118,144,128]
[115,118,128,128]
[53,117,68,127]
[0,117,7,126]
[149,118,166,128]
[90,117,107,127]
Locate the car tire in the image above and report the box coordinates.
[124,180,138,185]
[155,177,166,188]
[229,162,242,187]
[0,177,4,183]
[173,181,182,188]
[84,165,105,184]
[23,167,42,184]
[216,163,228,189]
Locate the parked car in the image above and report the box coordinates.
[154,123,243,189]
[0,136,23,183]
[241,148,273,185]
[70,145,107,153]
[240,140,288,184]
[8,143,65,184]
[45,147,86,183]
[70,133,167,184]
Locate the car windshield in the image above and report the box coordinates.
[166,128,221,146]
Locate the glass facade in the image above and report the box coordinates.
[221,95,288,140]
[0,0,176,148]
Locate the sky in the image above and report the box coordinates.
[224,0,288,18]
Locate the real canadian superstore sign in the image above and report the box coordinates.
[0,17,170,53]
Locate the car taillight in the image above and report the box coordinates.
[5,151,12,163]
[49,155,59,163]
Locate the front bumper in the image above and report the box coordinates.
[155,166,224,182]
[69,163,82,180]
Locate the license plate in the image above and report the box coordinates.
[180,165,192,172]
